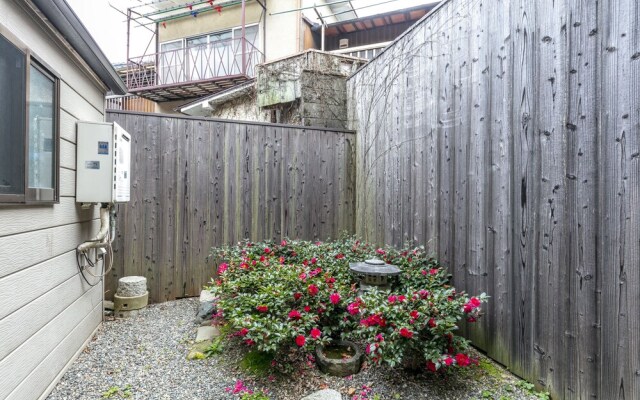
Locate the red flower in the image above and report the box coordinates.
[293,292,302,301]
[429,268,439,275]
[444,357,454,366]
[398,295,406,302]
[288,310,302,320]
[330,292,341,305]
[455,353,470,367]
[244,339,255,346]
[310,328,321,339]
[365,343,372,354]
[264,247,271,254]
[217,263,228,274]
[388,295,397,304]
[304,305,311,312]
[238,328,249,336]
[376,248,386,255]
[311,257,318,264]
[256,305,268,313]
[279,256,285,264]
[428,318,437,328]
[335,253,345,259]
[299,273,307,281]
[421,270,427,276]
[308,284,319,296]
[295,335,306,347]
[418,289,429,299]
[375,333,384,342]
[281,240,287,246]
[464,297,481,313]
[347,302,360,315]
[399,327,414,338]
[410,310,419,319]
[240,262,249,269]
[259,255,266,262]
[427,361,437,372]
[325,276,336,284]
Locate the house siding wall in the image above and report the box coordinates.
[0,1,106,399]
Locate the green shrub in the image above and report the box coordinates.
[208,237,486,373]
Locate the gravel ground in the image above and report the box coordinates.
[47,298,544,400]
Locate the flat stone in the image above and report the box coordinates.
[199,289,216,303]
[116,276,147,297]
[195,326,219,342]
[300,389,342,400]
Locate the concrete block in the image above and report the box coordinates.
[116,276,147,297]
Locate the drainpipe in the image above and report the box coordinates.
[241,0,246,75]
[77,205,111,252]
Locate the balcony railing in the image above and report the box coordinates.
[125,37,263,101]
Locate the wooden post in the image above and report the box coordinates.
[241,0,246,75]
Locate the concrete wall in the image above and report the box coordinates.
[0,1,106,399]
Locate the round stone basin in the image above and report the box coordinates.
[315,340,364,377]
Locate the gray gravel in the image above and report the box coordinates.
[47,298,543,400]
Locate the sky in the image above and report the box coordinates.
[66,0,438,63]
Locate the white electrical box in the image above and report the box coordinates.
[76,121,131,203]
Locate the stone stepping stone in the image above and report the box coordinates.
[301,389,342,400]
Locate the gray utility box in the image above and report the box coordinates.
[76,121,131,203]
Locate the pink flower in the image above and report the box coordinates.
[429,268,439,275]
[264,247,271,254]
[335,253,345,259]
[376,248,386,255]
[311,257,318,264]
[279,256,285,264]
[308,284,319,296]
[304,305,311,312]
[281,240,287,246]
[325,276,336,284]
[421,270,427,276]
[259,255,266,262]
[330,292,341,305]
[365,343,372,354]
[418,289,429,299]
[299,272,307,281]
[256,305,268,313]
[388,295,397,304]
[238,328,249,336]
[293,292,302,301]
[217,263,228,274]
[310,328,321,339]
[410,310,419,319]
[375,333,384,342]
[398,295,406,302]
[455,353,470,366]
[288,310,302,320]
[399,328,414,339]
[347,302,360,315]
[244,339,255,346]
[295,335,306,347]
[444,357,454,366]
[428,318,437,328]
[240,262,249,269]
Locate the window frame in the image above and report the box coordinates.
[0,28,60,205]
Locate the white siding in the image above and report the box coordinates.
[0,1,108,399]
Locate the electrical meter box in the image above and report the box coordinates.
[76,121,131,203]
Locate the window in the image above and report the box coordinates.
[0,31,59,204]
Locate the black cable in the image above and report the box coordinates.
[76,250,102,287]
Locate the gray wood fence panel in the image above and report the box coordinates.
[347,0,640,398]
[106,111,356,303]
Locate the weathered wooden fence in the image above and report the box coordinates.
[348,0,639,399]
[106,111,356,303]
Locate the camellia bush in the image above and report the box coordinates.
[207,237,487,373]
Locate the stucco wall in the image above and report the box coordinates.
[0,1,107,399]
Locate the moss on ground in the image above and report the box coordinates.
[239,351,274,376]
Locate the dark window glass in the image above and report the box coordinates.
[0,34,26,196]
